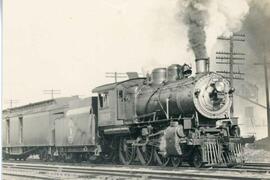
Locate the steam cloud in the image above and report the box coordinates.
[179,0,249,59]
[243,0,270,62]
[241,0,270,98]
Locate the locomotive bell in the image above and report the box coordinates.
[151,68,167,85]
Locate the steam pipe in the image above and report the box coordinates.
[195,58,209,73]
[166,98,169,119]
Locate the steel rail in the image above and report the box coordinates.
[4,163,270,173]
[245,163,270,167]
[4,160,270,170]
[3,162,269,180]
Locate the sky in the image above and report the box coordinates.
[3,0,270,139]
[3,0,198,108]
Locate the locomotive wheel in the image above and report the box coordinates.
[101,151,114,161]
[19,156,27,161]
[190,149,204,168]
[101,143,117,162]
[136,145,154,165]
[119,138,135,165]
[64,153,81,163]
[88,154,102,163]
[46,154,54,162]
[73,153,82,163]
[43,152,50,162]
[101,138,118,162]
[2,153,8,160]
[58,154,64,162]
[154,148,170,166]
[171,156,182,167]
[39,151,46,161]
[63,153,73,163]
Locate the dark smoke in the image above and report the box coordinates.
[183,0,209,59]
[243,0,270,63]
[237,0,270,138]
[238,0,270,113]
[180,0,249,60]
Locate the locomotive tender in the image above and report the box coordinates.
[2,58,244,167]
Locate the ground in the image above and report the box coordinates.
[244,137,270,162]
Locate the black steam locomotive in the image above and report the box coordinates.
[2,58,244,167]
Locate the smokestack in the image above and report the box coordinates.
[179,0,249,74]
[195,57,209,73]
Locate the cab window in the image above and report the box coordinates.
[99,92,109,108]
[118,90,125,102]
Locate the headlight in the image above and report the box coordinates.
[215,81,225,92]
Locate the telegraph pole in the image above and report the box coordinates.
[216,33,246,116]
[6,99,19,109]
[105,72,127,82]
[254,55,270,137]
[43,89,61,99]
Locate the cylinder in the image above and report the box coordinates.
[164,124,183,156]
[195,58,209,73]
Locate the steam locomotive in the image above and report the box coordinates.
[2,58,245,167]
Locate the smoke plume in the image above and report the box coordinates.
[243,0,270,62]
[241,0,270,103]
[179,0,249,59]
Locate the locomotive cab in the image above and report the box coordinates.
[92,78,146,127]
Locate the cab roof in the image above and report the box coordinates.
[92,78,145,93]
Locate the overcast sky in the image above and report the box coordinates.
[3,0,199,108]
[3,0,269,109]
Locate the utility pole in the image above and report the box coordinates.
[254,55,270,137]
[216,33,246,116]
[43,89,61,99]
[105,72,127,82]
[5,99,19,109]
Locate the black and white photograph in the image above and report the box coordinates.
[2,0,270,179]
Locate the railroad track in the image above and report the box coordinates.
[245,162,270,168]
[2,162,270,180]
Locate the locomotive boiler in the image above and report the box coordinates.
[136,63,233,121]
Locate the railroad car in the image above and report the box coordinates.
[2,96,99,162]
[2,58,245,167]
